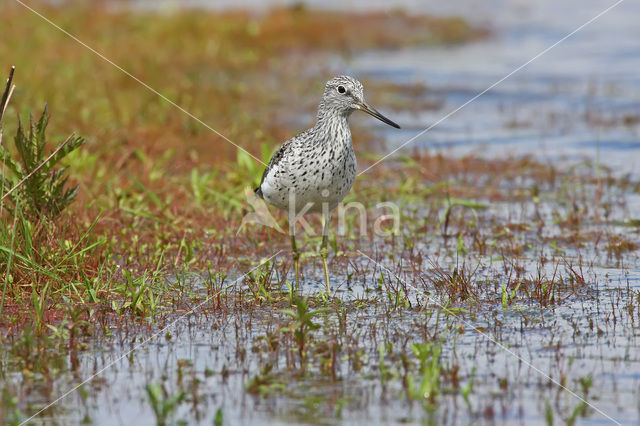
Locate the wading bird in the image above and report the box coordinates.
[255,76,400,293]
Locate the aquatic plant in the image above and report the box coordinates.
[145,382,187,426]
[281,294,329,367]
[407,340,443,411]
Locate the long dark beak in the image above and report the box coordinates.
[357,101,400,129]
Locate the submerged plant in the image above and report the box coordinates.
[280,294,328,366]
[113,268,162,317]
[245,363,285,396]
[407,340,443,411]
[145,382,186,426]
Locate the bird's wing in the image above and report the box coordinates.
[255,141,287,198]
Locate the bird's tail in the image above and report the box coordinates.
[254,186,263,199]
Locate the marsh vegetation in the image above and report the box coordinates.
[0,1,639,425]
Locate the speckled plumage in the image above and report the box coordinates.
[256,76,363,214]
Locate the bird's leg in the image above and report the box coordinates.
[290,221,300,289]
[320,213,331,295]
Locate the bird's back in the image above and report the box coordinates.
[255,129,311,199]
[254,136,295,199]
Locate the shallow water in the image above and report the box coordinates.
[5,255,639,425]
[5,1,640,425]
[350,0,640,177]
[134,0,640,175]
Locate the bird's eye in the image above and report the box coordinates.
[337,85,346,94]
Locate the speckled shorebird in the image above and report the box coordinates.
[255,75,400,293]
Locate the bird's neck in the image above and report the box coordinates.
[315,109,352,146]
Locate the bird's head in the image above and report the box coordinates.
[319,75,400,129]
